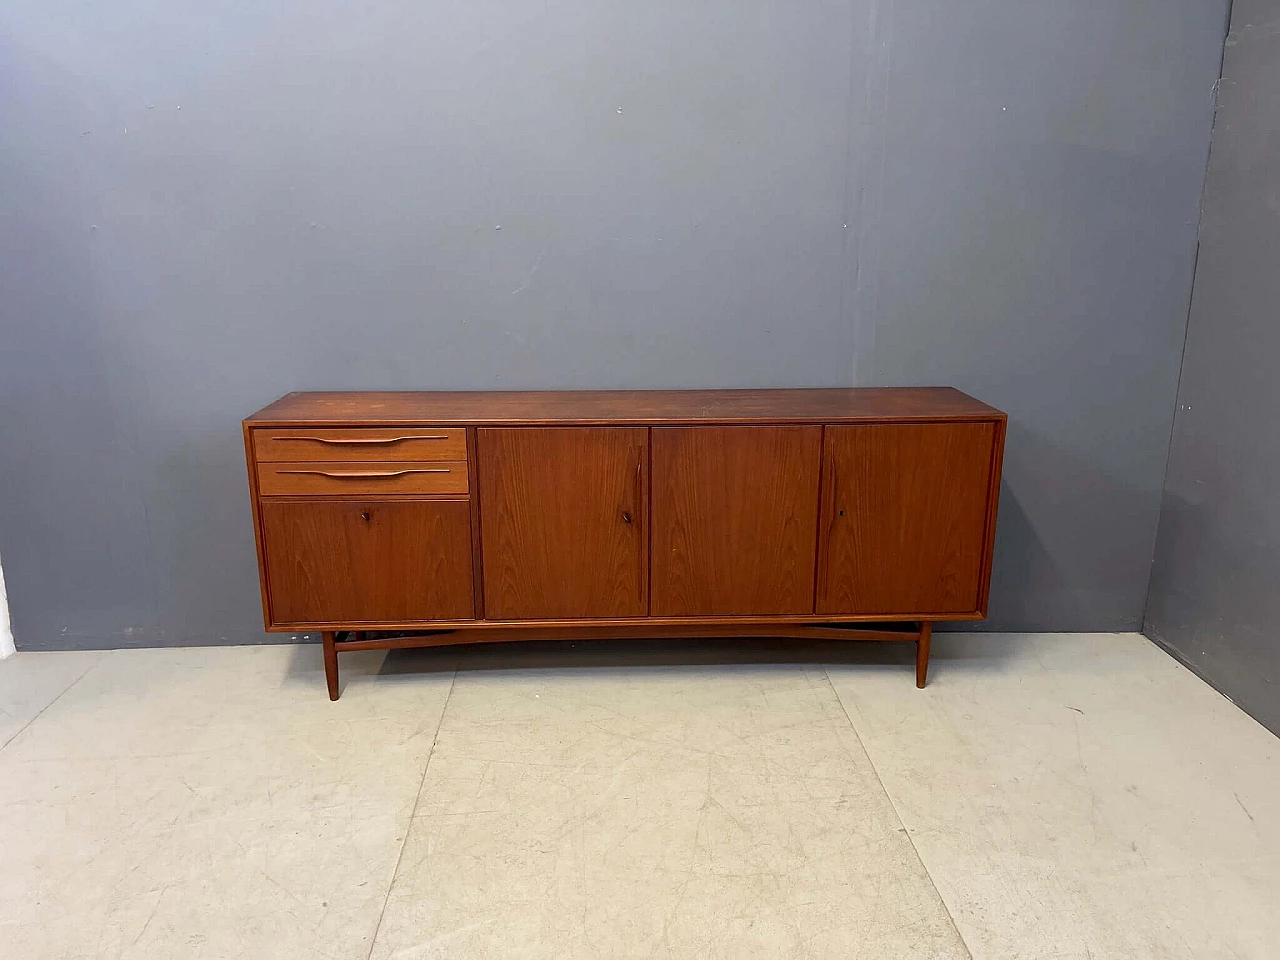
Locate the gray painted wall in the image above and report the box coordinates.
[1,1,1227,650]
[1146,0,1280,734]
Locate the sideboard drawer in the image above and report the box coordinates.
[261,499,475,624]
[257,461,469,496]
[253,427,466,462]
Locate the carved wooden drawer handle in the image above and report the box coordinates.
[276,468,451,478]
[286,435,450,444]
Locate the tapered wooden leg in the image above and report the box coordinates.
[322,631,340,701]
[915,621,933,688]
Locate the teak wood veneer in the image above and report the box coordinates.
[243,388,1007,699]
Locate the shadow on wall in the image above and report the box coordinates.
[33,415,1164,650]
[145,431,277,646]
[7,425,283,651]
[1146,489,1280,721]
[954,420,1161,633]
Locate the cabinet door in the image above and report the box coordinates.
[478,428,648,619]
[651,426,821,616]
[817,422,996,615]
[261,499,474,624]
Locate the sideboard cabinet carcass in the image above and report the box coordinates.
[243,389,1006,699]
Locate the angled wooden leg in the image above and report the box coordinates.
[322,631,340,701]
[915,621,933,689]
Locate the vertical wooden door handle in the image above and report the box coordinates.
[628,451,643,526]
[634,448,645,606]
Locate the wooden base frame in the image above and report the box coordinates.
[319,621,935,701]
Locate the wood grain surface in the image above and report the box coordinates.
[651,425,822,616]
[817,421,996,615]
[261,499,474,623]
[253,427,465,462]
[477,427,648,619]
[244,388,1006,703]
[256,461,468,496]
[247,387,1003,426]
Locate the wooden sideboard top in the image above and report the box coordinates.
[246,387,1005,426]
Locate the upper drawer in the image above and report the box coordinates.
[257,461,469,496]
[253,427,466,462]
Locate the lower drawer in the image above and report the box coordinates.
[257,461,468,496]
[261,499,475,624]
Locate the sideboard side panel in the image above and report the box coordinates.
[975,416,1007,617]
[244,423,274,629]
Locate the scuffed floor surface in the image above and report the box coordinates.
[1,633,1277,959]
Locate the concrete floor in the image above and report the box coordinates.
[1,633,1277,959]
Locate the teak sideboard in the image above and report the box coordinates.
[243,389,1006,699]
